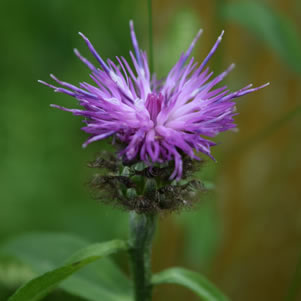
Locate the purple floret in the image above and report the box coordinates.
[39,21,269,180]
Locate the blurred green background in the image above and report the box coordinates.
[0,0,300,300]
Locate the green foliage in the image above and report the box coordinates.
[1,233,131,301]
[152,267,230,301]
[0,256,35,288]
[0,234,230,301]
[221,1,301,74]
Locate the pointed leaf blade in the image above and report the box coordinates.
[152,267,230,301]
[1,234,130,301]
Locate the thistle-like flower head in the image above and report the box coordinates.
[40,21,268,180]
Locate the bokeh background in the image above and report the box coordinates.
[0,0,300,300]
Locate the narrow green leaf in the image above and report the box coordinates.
[1,233,131,301]
[7,239,128,301]
[222,1,301,74]
[152,267,230,301]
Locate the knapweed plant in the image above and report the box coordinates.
[6,14,268,301]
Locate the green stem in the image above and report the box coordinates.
[129,212,157,301]
[147,0,154,74]
[214,0,225,72]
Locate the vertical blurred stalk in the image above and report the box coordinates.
[214,0,225,72]
[148,0,154,74]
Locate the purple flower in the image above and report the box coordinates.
[39,21,268,180]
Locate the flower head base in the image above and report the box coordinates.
[88,151,204,213]
[40,21,269,180]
